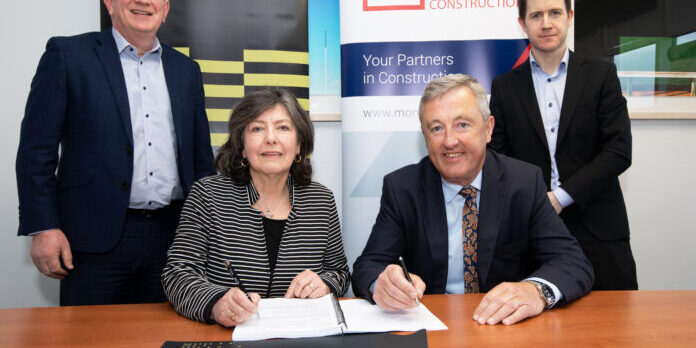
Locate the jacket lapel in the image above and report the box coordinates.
[558,52,587,144]
[161,47,184,157]
[512,60,548,151]
[477,151,506,289]
[421,158,450,293]
[94,30,133,146]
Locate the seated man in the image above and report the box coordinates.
[352,74,593,325]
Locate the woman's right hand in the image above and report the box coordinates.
[211,287,261,327]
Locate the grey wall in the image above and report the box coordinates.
[0,0,693,309]
[0,0,101,308]
[621,120,696,290]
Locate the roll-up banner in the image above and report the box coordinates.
[340,0,529,269]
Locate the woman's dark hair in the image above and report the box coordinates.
[214,87,314,186]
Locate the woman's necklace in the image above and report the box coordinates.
[256,185,289,219]
[257,196,276,218]
[263,199,273,218]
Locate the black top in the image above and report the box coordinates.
[262,216,286,272]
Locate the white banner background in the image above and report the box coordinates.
[340,1,542,288]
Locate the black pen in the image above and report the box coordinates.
[224,260,253,302]
[398,256,420,305]
[224,260,259,319]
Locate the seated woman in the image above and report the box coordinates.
[162,88,349,327]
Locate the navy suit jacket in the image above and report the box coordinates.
[489,52,632,242]
[16,30,215,253]
[352,151,593,305]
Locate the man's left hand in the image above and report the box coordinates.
[472,282,545,325]
[547,191,563,214]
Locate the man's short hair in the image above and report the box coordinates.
[517,0,571,19]
[418,74,490,122]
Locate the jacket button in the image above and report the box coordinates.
[126,147,133,155]
[121,182,129,190]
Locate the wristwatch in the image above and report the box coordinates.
[524,280,555,308]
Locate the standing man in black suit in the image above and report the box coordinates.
[489,0,637,290]
[16,0,215,305]
[352,74,593,326]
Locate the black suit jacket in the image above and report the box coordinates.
[489,52,632,241]
[352,151,593,305]
[16,30,215,252]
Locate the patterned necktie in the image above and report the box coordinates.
[460,185,479,293]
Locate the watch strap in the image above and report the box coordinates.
[523,280,555,308]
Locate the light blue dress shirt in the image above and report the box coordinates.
[112,28,182,209]
[441,171,562,306]
[529,49,574,208]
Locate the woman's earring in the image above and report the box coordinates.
[240,157,249,168]
[294,154,302,163]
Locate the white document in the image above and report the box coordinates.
[339,298,447,333]
[232,294,447,341]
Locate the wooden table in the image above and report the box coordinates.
[1,291,694,347]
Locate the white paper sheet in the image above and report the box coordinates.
[232,295,342,341]
[232,294,447,341]
[340,298,448,333]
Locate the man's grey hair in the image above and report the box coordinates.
[418,74,491,121]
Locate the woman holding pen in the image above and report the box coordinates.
[162,88,350,327]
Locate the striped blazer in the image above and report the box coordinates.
[162,174,350,323]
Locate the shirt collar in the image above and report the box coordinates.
[529,47,569,76]
[111,27,162,58]
[441,170,482,204]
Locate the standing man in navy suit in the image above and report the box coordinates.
[16,0,215,305]
[352,74,593,325]
[489,0,637,290]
